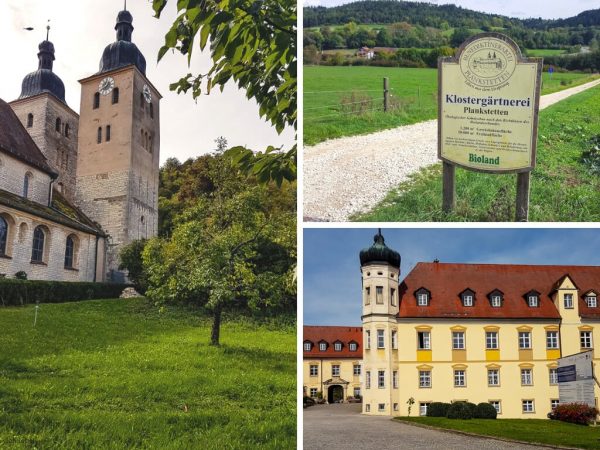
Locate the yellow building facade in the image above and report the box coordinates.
[359,231,600,418]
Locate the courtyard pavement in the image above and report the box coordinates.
[303,403,556,450]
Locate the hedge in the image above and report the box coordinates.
[427,402,450,417]
[0,279,130,306]
[447,401,477,419]
[474,402,497,419]
[552,403,598,425]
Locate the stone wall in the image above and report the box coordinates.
[10,94,80,203]
[0,205,102,281]
[0,152,52,206]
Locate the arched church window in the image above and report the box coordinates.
[64,235,77,269]
[27,113,34,128]
[65,123,70,138]
[23,172,32,198]
[150,103,154,119]
[106,125,111,142]
[93,92,100,109]
[0,216,8,256]
[97,127,102,144]
[31,226,46,263]
[112,88,119,104]
[55,118,61,132]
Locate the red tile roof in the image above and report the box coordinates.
[304,325,363,359]
[399,262,600,320]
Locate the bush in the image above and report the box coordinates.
[553,403,598,425]
[447,401,475,419]
[427,402,451,417]
[14,271,27,280]
[475,402,498,419]
[0,279,130,306]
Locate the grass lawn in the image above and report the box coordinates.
[304,65,599,145]
[355,84,600,222]
[525,48,567,57]
[397,417,600,450]
[0,298,295,449]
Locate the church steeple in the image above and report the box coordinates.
[98,6,146,75]
[115,6,134,42]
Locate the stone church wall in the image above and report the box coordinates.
[0,152,52,206]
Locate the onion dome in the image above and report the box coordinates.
[359,229,401,268]
[98,8,146,75]
[19,40,66,103]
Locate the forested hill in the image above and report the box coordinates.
[304,1,600,29]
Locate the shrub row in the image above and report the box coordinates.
[427,401,497,419]
[550,403,598,425]
[0,279,130,306]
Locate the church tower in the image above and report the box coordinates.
[359,230,401,415]
[9,31,79,202]
[76,7,161,281]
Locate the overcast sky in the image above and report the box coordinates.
[304,228,600,326]
[303,0,598,20]
[0,0,295,164]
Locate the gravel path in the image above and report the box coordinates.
[304,404,557,450]
[303,78,600,222]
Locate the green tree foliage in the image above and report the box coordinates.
[118,239,149,293]
[151,0,297,184]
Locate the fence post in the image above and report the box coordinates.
[383,77,389,112]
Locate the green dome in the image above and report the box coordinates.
[359,230,401,268]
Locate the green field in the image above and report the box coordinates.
[397,417,600,449]
[0,298,295,449]
[356,84,600,222]
[304,66,599,145]
[525,48,567,56]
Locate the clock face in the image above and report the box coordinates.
[143,84,152,103]
[98,77,115,96]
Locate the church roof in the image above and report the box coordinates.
[304,326,363,358]
[0,188,104,236]
[0,98,57,177]
[19,40,66,103]
[98,9,146,75]
[399,262,600,320]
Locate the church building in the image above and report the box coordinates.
[0,6,160,282]
[304,231,600,419]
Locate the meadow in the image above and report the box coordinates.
[356,84,600,222]
[0,298,296,449]
[304,65,599,145]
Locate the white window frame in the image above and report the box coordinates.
[366,371,371,389]
[519,332,532,349]
[354,387,361,397]
[454,369,466,387]
[377,329,385,349]
[366,330,371,350]
[353,364,361,376]
[490,400,501,414]
[393,370,398,389]
[587,295,597,308]
[310,365,318,376]
[564,293,574,309]
[334,342,342,351]
[378,403,385,412]
[521,368,533,386]
[463,295,473,307]
[419,403,430,416]
[488,369,500,386]
[332,365,340,377]
[549,368,558,385]
[528,295,538,307]
[452,331,465,350]
[418,331,431,350]
[349,342,357,351]
[581,331,593,349]
[522,400,534,413]
[417,293,428,306]
[391,330,398,349]
[419,370,431,388]
[491,295,501,307]
[551,399,559,410]
[319,342,327,351]
[546,331,559,349]
[486,331,498,349]
[378,370,385,389]
[303,342,312,351]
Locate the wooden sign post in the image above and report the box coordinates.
[438,33,542,221]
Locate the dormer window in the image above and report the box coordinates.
[303,341,312,352]
[488,289,503,307]
[415,288,430,306]
[528,295,538,307]
[564,294,574,309]
[349,342,358,352]
[585,292,597,308]
[319,341,327,351]
[334,341,343,351]
[460,289,475,307]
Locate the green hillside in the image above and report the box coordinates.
[0,298,295,449]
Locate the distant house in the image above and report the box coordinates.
[357,47,374,59]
